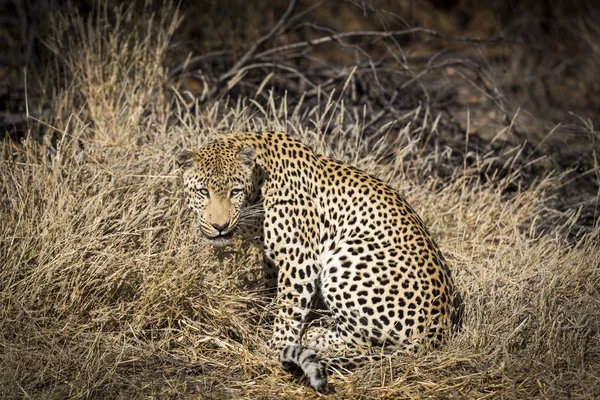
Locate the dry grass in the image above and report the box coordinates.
[1,3,599,399]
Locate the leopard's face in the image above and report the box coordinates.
[177,143,256,246]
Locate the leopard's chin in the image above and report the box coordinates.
[208,236,232,247]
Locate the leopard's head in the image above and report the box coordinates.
[177,141,257,246]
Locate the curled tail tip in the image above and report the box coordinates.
[279,344,331,393]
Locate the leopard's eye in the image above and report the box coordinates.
[199,187,209,197]
[230,188,243,197]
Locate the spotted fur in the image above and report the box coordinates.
[178,131,461,392]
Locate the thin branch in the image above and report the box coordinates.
[254,27,529,60]
[226,62,318,91]
[280,0,328,35]
[170,50,229,76]
[363,91,399,131]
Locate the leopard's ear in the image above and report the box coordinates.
[238,146,257,170]
[176,150,195,169]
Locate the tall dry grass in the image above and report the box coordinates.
[1,3,599,399]
[43,2,180,145]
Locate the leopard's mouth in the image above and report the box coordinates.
[204,230,235,246]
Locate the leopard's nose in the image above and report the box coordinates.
[212,222,230,233]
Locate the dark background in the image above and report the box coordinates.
[2,0,599,234]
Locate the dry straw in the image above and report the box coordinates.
[1,3,598,399]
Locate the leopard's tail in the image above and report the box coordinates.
[279,293,464,393]
[279,344,392,393]
[279,345,329,393]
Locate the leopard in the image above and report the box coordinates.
[177,131,461,393]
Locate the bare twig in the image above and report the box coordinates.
[363,91,398,131]
[400,57,480,90]
[170,50,229,76]
[226,62,318,91]
[254,27,526,61]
